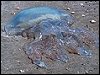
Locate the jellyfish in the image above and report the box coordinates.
[4,6,99,68]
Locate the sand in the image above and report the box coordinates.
[1,1,99,74]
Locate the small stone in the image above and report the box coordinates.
[1,61,2,63]
[11,12,16,15]
[81,63,85,66]
[90,20,96,23]
[19,70,25,73]
[18,48,21,51]
[66,68,71,71]
[17,60,20,63]
[15,7,20,10]
[89,69,93,72]
[66,68,69,70]
[85,70,88,74]
[68,21,70,24]
[67,7,70,10]
[71,12,75,14]
[80,3,84,6]
[82,14,85,17]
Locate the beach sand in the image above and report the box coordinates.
[1,1,99,74]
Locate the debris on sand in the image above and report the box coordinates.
[71,11,75,14]
[15,7,20,10]
[19,70,25,73]
[90,20,96,23]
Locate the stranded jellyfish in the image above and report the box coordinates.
[4,6,99,68]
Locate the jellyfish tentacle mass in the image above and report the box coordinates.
[4,6,99,68]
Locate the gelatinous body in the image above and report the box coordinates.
[4,6,99,68]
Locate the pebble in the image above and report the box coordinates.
[88,69,93,72]
[81,63,85,66]
[90,20,96,23]
[82,14,85,17]
[11,12,16,15]
[65,67,71,71]
[18,48,21,51]
[67,7,70,10]
[85,70,88,74]
[19,70,25,73]
[66,68,69,70]
[17,60,20,63]
[15,7,20,10]
[80,3,84,6]
[71,12,75,14]
[68,21,70,24]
